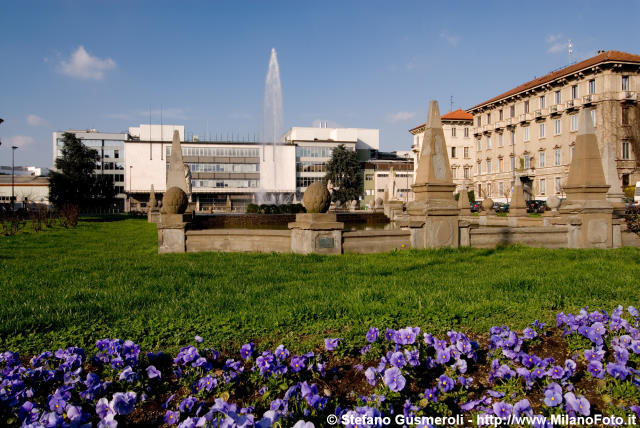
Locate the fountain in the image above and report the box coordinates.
[258,48,293,205]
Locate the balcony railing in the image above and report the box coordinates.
[619,91,637,102]
[518,113,532,123]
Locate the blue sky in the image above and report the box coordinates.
[1,0,639,168]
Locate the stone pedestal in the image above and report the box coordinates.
[288,213,344,255]
[383,200,403,220]
[148,210,161,224]
[509,182,528,217]
[157,214,189,254]
[407,183,460,249]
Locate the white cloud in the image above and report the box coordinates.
[439,31,461,47]
[27,114,47,127]
[6,135,35,148]
[58,46,116,80]
[387,112,416,123]
[545,33,566,54]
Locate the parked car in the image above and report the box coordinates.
[527,200,546,213]
[470,201,481,213]
[493,202,509,213]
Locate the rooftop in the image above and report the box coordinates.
[469,50,640,111]
[409,109,473,133]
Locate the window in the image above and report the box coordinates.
[499,109,503,120]
[524,154,530,169]
[571,115,578,131]
[570,146,575,160]
[451,167,457,178]
[477,116,482,127]
[540,95,546,109]
[452,127,457,137]
[622,141,631,159]
[464,147,469,158]
[524,127,530,141]
[540,178,546,195]
[510,156,515,171]
[487,159,492,173]
[499,182,504,196]
[590,109,596,127]
[554,119,561,135]
[554,148,561,166]
[555,90,561,105]
[487,183,492,197]
[114,149,120,159]
[487,113,491,124]
[524,100,530,113]
[622,75,629,91]
[464,127,469,137]
[498,133,503,147]
[477,162,482,175]
[622,107,630,125]
[499,158,504,172]
[539,151,546,168]
[589,79,596,94]
[365,174,374,181]
[477,140,482,151]
[555,177,562,194]
[539,123,545,138]
[451,147,457,158]
[464,167,470,178]
[510,105,515,117]
[572,85,578,99]
[487,136,492,149]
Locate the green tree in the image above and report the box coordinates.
[49,132,115,209]
[324,144,363,203]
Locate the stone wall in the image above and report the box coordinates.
[343,230,411,253]
[469,226,569,248]
[185,229,291,253]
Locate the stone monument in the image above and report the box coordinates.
[289,181,344,254]
[406,100,459,248]
[225,195,232,213]
[480,197,495,216]
[457,186,472,216]
[560,108,614,248]
[508,181,528,217]
[158,129,191,254]
[147,184,161,224]
[383,166,403,219]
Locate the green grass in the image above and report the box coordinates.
[1,217,639,356]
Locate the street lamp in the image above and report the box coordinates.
[129,165,133,212]
[11,145,18,210]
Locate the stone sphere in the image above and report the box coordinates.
[546,195,562,210]
[162,186,188,214]
[375,197,384,208]
[481,198,494,211]
[302,181,331,213]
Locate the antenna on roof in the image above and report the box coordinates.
[568,39,573,59]
[450,95,454,112]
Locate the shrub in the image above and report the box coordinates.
[246,203,259,214]
[625,205,640,236]
[59,204,79,228]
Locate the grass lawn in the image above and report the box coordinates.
[0,216,639,356]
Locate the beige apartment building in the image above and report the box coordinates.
[468,50,640,202]
[410,109,474,194]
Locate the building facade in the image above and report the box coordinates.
[283,127,379,199]
[363,159,415,207]
[0,176,50,206]
[468,50,640,202]
[409,109,474,194]
[52,130,130,209]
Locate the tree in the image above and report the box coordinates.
[49,132,115,209]
[324,144,363,203]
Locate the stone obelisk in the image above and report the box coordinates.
[560,108,614,248]
[167,130,189,193]
[406,100,459,248]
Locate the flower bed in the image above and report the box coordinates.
[1,306,639,427]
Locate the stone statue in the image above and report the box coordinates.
[183,164,192,196]
[302,181,331,213]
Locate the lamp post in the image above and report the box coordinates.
[129,165,133,212]
[11,145,18,210]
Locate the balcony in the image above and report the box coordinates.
[533,110,542,119]
[494,121,505,131]
[506,118,513,127]
[474,127,483,136]
[519,113,532,123]
[565,99,579,111]
[549,104,563,116]
[619,91,637,102]
[583,94,594,105]
[482,125,492,134]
